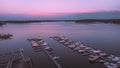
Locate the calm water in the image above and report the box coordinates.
[0,22,120,68]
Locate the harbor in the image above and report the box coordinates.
[51,35,120,68]
[1,35,119,68]
[1,21,120,68]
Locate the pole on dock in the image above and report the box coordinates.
[19,48,25,61]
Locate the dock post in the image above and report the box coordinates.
[19,48,25,61]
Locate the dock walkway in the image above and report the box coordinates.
[28,37,62,68]
[0,48,34,68]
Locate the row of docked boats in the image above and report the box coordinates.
[51,35,120,68]
[0,48,34,68]
[28,36,62,68]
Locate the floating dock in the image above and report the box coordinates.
[51,35,120,68]
[28,37,62,68]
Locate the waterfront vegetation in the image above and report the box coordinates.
[75,19,120,24]
[0,33,13,40]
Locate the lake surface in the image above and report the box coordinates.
[0,22,120,68]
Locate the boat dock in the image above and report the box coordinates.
[28,36,62,68]
[0,48,34,68]
[51,35,120,68]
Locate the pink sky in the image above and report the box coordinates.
[0,0,120,16]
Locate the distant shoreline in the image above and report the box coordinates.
[0,19,120,24]
[0,20,75,23]
[75,19,120,24]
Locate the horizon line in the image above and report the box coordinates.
[0,10,120,16]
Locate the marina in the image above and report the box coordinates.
[0,0,120,67]
[28,36,62,68]
[51,35,120,68]
[1,21,120,68]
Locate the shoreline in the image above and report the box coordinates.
[0,19,120,24]
[75,19,120,24]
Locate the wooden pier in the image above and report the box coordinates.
[0,48,34,68]
[28,37,62,68]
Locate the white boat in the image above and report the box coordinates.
[32,42,39,47]
[84,47,91,50]
[44,46,53,51]
[74,42,80,46]
[73,47,80,51]
[53,56,60,60]
[59,40,66,43]
[68,44,76,48]
[112,57,120,62]
[88,55,99,62]
[42,42,48,46]
[82,52,91,56]
[64,42,70,45]
[37,36,43,40]
[79,44,86,48]
[78,50,86,53]
[60,36,65,40]
[104,62,119,68]
[99,53,108,57]
[90,49,101,54]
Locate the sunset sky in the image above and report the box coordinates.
[0,0,120,16]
